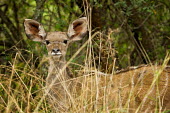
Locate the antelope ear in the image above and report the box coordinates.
[24,19,46,42]
[67,17,88,41]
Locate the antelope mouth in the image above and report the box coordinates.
[51,51,62,56]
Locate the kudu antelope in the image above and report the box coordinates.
[24,17,170,112]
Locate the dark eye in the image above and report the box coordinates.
[63,40,68,44]
[46,40,50,45]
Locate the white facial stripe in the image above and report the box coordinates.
[56,51,62,55]
[51,51,62,56]
[51,52,56,55]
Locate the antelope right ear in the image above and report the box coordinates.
[24,19,46,42]
[67,17,88,41]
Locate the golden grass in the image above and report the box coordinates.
[1,33,170,113]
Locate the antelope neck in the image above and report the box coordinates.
[47,56,69,82]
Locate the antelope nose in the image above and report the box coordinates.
[52,49,60,53]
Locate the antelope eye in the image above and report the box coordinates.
[63,40,68,44]
[45,40,50,45]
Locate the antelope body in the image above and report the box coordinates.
[24,17,170,113]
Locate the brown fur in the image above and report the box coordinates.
[111,65,170,112]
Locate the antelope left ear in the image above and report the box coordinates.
[67,17,88,41]
[24,19,46,42]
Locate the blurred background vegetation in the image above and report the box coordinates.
[0,0,170,112]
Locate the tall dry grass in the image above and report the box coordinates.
[0,30,170,113]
